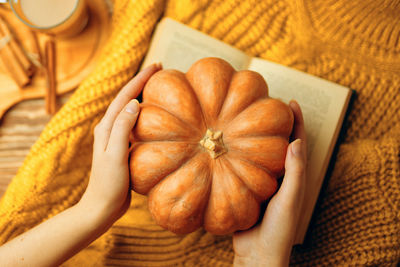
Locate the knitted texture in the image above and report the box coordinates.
[1,0,400,266]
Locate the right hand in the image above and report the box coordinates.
[233,100,307,267]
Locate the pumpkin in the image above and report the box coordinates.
[129,57,294,235]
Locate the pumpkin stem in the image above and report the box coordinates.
[199,129,227,159]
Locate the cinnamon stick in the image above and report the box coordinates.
[27,29,42,68]
[0,30,30,87]
[0,16,35,77]
[44,39,57,115]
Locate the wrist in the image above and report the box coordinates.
[75,197,117,235]
[234,253,289,267]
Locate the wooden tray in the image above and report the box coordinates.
[0,0,111,119]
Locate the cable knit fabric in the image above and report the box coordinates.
[0,0,399,266]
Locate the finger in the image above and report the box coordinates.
[106,99,140,162]
[95,63,162,150]
[289,100,306,142]
[278,139,306,202]
[259,139,306,246]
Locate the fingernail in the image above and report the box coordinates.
[154,62,162,69]
[125,99,139,114]
[289,100,298,109]
[291,139,302,156]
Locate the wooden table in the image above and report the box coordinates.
[0,95,70,198]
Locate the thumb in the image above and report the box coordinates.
[276,139,306,203]
[259,139,306,245]
[106,99,140,160]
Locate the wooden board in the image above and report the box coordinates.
[0,0,111,119]
[0,95,71,198]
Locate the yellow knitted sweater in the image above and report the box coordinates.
[1,0,399,266]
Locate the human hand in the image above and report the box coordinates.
[233,100,307,267]
[79,63,162,228]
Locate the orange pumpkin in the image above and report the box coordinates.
[130,58,294,235]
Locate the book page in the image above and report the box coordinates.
[141,18,250,72]
[249,58,351,244]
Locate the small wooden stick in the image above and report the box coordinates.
[44,39,57,115]
[0,31,30,87]
[28,29,42,67]
[0,16,34,77]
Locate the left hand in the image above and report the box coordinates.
[79,63,162,226]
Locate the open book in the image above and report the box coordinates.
[141,18,352,244]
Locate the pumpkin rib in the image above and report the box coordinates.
[225,151,281,179]
[186,60,234,123]
[219,157,261,231]
[221,155,267,203]
[212,73,234,120]
[182,82,210,129]
[223,97,294,138]
[166,173,212,234]
[186,58,235,128]
[217,70,269,127]
[135,105,202,142]
[217,158,238,229]
[142,69,207,132]
[133,140,200,145]
[203,158,236,234]
[205,157,260,233]
[148,152,213,234]
[146,150,204,199]
[224,134,292,141]
[131,142,200,194]
[167,69,211,130]
[218,97,267,132]
[152,146,201,188]
[222,155,278,202]
[149,149,207,194]
[139,102,205,138]
[226,136,288,176]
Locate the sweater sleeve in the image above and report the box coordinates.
[291,135,400,266]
